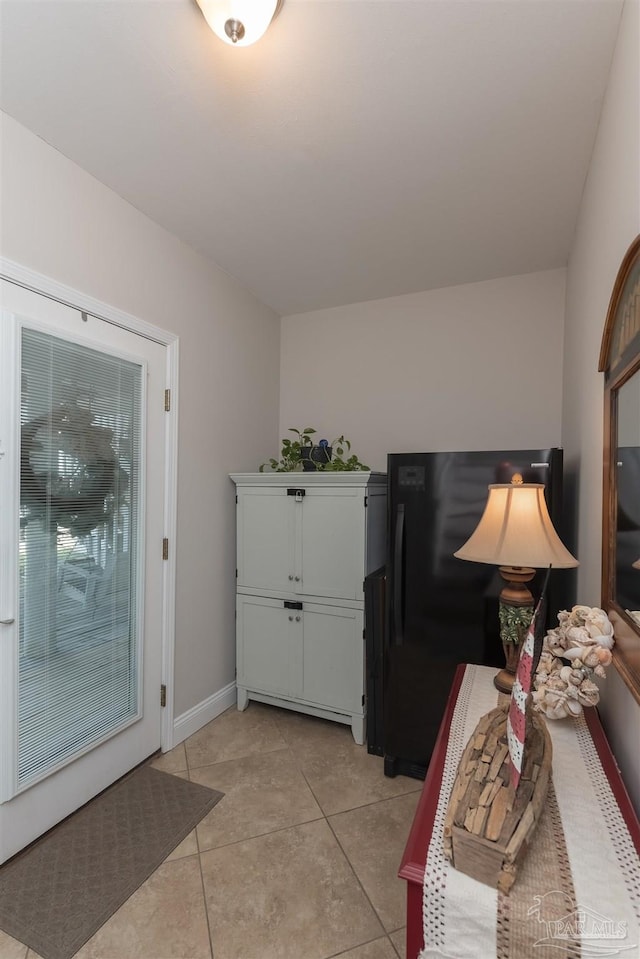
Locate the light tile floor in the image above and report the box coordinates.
[1,702,423,959]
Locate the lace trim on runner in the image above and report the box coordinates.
[573,713,640,922]
[420,665,478,954]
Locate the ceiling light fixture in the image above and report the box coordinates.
[194,0,283,47]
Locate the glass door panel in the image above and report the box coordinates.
[18,328,143,788]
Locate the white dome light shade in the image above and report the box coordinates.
[195,0,281,47]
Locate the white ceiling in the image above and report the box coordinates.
[0,0,623,316]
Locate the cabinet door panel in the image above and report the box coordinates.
[301,604,363,713]
[237,489,294,593]
[237,596,300,697]
[299,490,366,600]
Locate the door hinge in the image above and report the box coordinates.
[164,389,171,412]
[160,684,167,708]
[362,628,366,639]
[362,694,365,706]
[162,538,169,560]
[364,495,368,507]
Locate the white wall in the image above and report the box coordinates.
[563,0,640,812]
[0,112,281,720]
[280,269,566,471]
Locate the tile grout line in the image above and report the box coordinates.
[196,844,215,959]
[184,740,216,959]
[324,812,395,942]
[154,742,217,958]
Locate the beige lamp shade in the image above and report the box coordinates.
[454,484,579,569]
[633,558,640,570]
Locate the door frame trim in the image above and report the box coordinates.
[0,256,179,751]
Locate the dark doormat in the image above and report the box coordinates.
[0,764,224,959]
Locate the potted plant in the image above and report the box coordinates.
[300,435,332,471]
[259,427,314,472]
[320,435,369,471]
[259,428,369,472]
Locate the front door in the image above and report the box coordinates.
[0,279,166,863]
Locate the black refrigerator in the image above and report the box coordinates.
[379,448,570,780]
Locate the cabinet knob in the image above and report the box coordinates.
[294,576,300,582]
[288,615,294,622]
[295,615,301,622]
[288,574,294,581]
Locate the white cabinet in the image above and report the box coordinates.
[231,472,386,743]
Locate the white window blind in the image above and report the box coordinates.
[18,327,142,787]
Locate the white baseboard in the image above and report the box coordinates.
[172,681,237,746]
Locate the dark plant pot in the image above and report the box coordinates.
[301,446,332,471]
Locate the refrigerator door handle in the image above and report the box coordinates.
[393,504,405,644]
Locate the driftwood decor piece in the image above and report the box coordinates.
[443,702,552,894]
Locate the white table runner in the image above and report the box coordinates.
[419,664,640,959]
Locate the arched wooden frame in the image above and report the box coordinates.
[599,234,640,705]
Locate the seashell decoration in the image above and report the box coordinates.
[532,606,615,720]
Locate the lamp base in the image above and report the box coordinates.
[493,667,516,694]
[494,566,536,694]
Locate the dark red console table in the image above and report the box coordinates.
[398,663,640,959]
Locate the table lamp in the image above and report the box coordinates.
[454,475,578,692]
